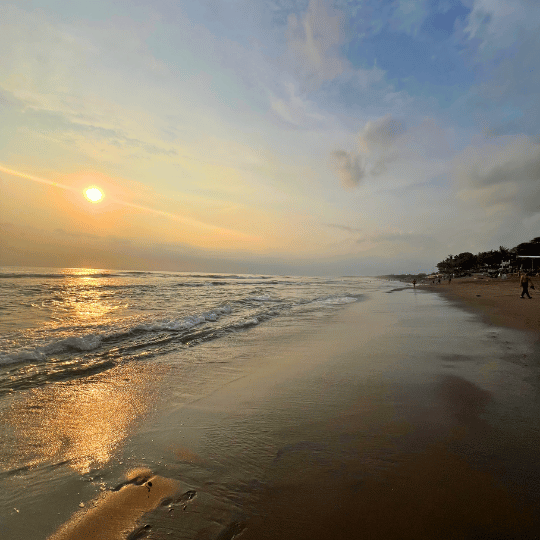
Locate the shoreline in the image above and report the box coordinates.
[5,281,540,539]
[417,276,539,338]
[44,290,540,539]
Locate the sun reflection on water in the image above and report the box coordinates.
[3,363,167,474]
[40,269,130,330]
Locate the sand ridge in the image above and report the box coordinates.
[47,469,184,540]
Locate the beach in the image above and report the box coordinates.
[421,275,539,336]
[1,272,540,539]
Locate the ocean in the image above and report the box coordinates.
[0,267,372,378]
[1,267,539,539]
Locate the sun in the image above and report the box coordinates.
[84,186,103,203]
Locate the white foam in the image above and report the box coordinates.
[0,334,103,365]
[0,349,46,365]
[324,296,357,305]
[234,318,259,328]
[0,304,235,364]
[44,334,103,353]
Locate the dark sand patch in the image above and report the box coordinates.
[238,443,537,540]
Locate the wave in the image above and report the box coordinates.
[319,295,359,305]
[0,288,363,376]
[0,272,117,280]
[0,269,164,280]
[0,305,233,366]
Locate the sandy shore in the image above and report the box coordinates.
[33,288,539,540]
[419,275,539,336]
[3,282,537,539]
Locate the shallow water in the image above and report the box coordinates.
[1,270,539,539]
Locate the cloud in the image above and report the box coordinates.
[355,229,442,257]
[458,0,540,135]
[454,134,540,215]
[0,5,187,161]
[268,80,331,128]
[330,150,366,189]
[463,0,536,55]
[359,115,407,150]
[331,114,455,188]
[17,106,179,158]
[284,0,346,91]
[391,0,432,36]
[326,223,362,233]
[331,114,405,188]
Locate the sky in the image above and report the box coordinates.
[1,0,539,276]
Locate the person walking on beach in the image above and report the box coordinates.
[520,273,535,299]
[412,279,417,289]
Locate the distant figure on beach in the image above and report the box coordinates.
[412,279,416,288]
[520,273,535,299]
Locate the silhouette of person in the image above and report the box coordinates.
[520,273,535,299]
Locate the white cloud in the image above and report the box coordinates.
[392,0,431,36]
[464,0,536,55]
[284,0,346,91]
[460,0,540,135]
[269,80,330,127]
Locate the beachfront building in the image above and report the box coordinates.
[517,255,540,275]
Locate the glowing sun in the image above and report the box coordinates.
[84,187,103,203]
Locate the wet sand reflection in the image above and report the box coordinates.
[2,363,167,474]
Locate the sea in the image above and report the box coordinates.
[0,267,374,381]
[1,267,539,539]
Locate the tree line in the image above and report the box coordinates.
[436,237,540,276]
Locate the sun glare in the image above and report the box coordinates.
[84,187,103,203]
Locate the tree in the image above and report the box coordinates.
[434,238,538,276]
[515,240,540,257]
[453,252,476,273]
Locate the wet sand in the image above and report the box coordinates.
[6,284,539,539]
[420,275,539,336]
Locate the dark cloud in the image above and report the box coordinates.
[351,230,442,259]
[326,223,362,233]
[361,115,406,148]
[331,114,406,188]
[330,149,366,188]
[455,136,540,215]
[0,88,20,109]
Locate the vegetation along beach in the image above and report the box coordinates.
[1,1,540,539]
